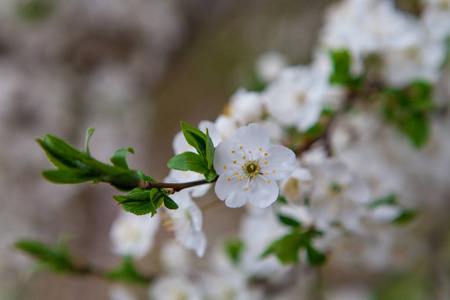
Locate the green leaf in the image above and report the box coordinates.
[262,231,307,264]
[204,170,217,182]
[180,122,207,157]
[278,215,302,228]
[306,245,327,266]
[110,148,135,170]
[16,0,54,22]
[205,129,215,169]
[167,152,209,174]
[15,239,74,273]
[394,209,418,225]
[85,128,95,156]
[400,114,429,149]
[370,194,398,209]
[114,189,164,216]
[223,238,244,266]
[329,49,352,86]
[136,170,157,182]
[105,257,148,284]
[163,195,178,210]
[42,169,99,184]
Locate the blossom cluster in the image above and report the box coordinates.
[105,0,450,298]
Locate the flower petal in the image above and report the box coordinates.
[262,145,296,181]
[224,191,248,208]
[232,123,270,154]
[213,140,240,176]
[214,173,246,200]
[248,176,280,208]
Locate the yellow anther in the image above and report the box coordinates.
[245,187,249,190]
[264,153,268,156]
[259,147,262,151]
[235,172,239,175]
[245,175,249,179]
[243,156,246,159]
[240,146,243,149]
[267,180,270,183]
[273,170,276,173]
[255,170,259,174]
[264,161,267,164]
[232,150,235,153]
[233,160,237,164]
[238,178,242,181]
[249,150,252,153]
[227,177,230,181]
[265,172,268,175]
[223,165,227,169]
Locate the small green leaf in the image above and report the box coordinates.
[163,195,178,210]
[15,239,74,273]
[180,122,207,157]
[110,148,135,170]
[85,128,95,156]
[370,194,397,209]
[306,245,327,266]
[136,170,157,182]
[167,152,209,174]
[204,170,217,182]
[42,169,99,184]
[262,231,307,264]
[394,209,418,225]
[223,238,244,266]
[205,128,215,169]
[329,49,352,86]
[278,215,302,228]
[400,114,429,149]
[105,257,148,284]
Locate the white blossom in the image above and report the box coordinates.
[215,114,239,141]
[161,190,206,257]
[263,65,332,131]
[109,211,160,259]
[149,276,201,300]
[370,205,402,224]
[214,123,296,208]
[422,0,450,42]
[227,88,264,125]
[255,51,287,82]
[279,164,314,205]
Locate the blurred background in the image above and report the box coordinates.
[0,0,333,299]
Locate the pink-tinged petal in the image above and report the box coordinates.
[224,191,248,208]
[248,176,280,208]
[213,140,240,175]
[215,173,246,200]
[232,123,270,154]
[261,145,296,181]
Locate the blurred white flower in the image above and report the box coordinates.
[215,114,239,141]
[255,51,287,82]
[108,285,138,300]
[149,276,201,300]
[166,120,221,198]
[109,211,160,259]
[214,123,296,208]
[280,165,314,205]
[160,241,191,275]
[227,88,264,125]
[263,66,327,131]
[308,159,371,231]
[162,190,206,257]
[370,205,402,224]
[422,0,450,42]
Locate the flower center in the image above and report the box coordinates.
[243,161,260,178]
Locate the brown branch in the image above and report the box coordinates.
[137,176,218,192]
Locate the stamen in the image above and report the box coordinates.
[245,187,249,190]
[242,156,246,159]
[227,177,230,181]
[272,170,276,173]
[238,178,242,181]
[255,170,259,174]
[235,172,239,175]
[266,180,270,183]
[233,160,236,164]
[264,161,267,164]
[231,150,235,153]
[245,175,249,179]
[249,150,252,153]
[259,147,262,151]
[240,146,243,149]
[264,153,268,156]
[265,172,268,175]
[223,165,227,169]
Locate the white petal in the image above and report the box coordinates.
[172,131,195,155]
[248,176,280,208]
[346,175,371,204]
[187,200,203,232]
[213,140,240,176]
[198,120,222,146]
[371,205,402,223]
[232,123,270,154]
[215,173,245,200]
[224,191,248,208]
[262,145,296,181]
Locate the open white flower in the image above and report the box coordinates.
[161,190,206,257]
[214,123,296,208]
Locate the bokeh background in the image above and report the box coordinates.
[1,0,450,299]
[0,0,332,299]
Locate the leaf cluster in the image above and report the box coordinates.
[167,122,217,182]
[113,172,178,217]
[37,128,141,191]
[262,215,326,266]
[329,49,363,88]
[370,194,418,225]
[379,81,433,148]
